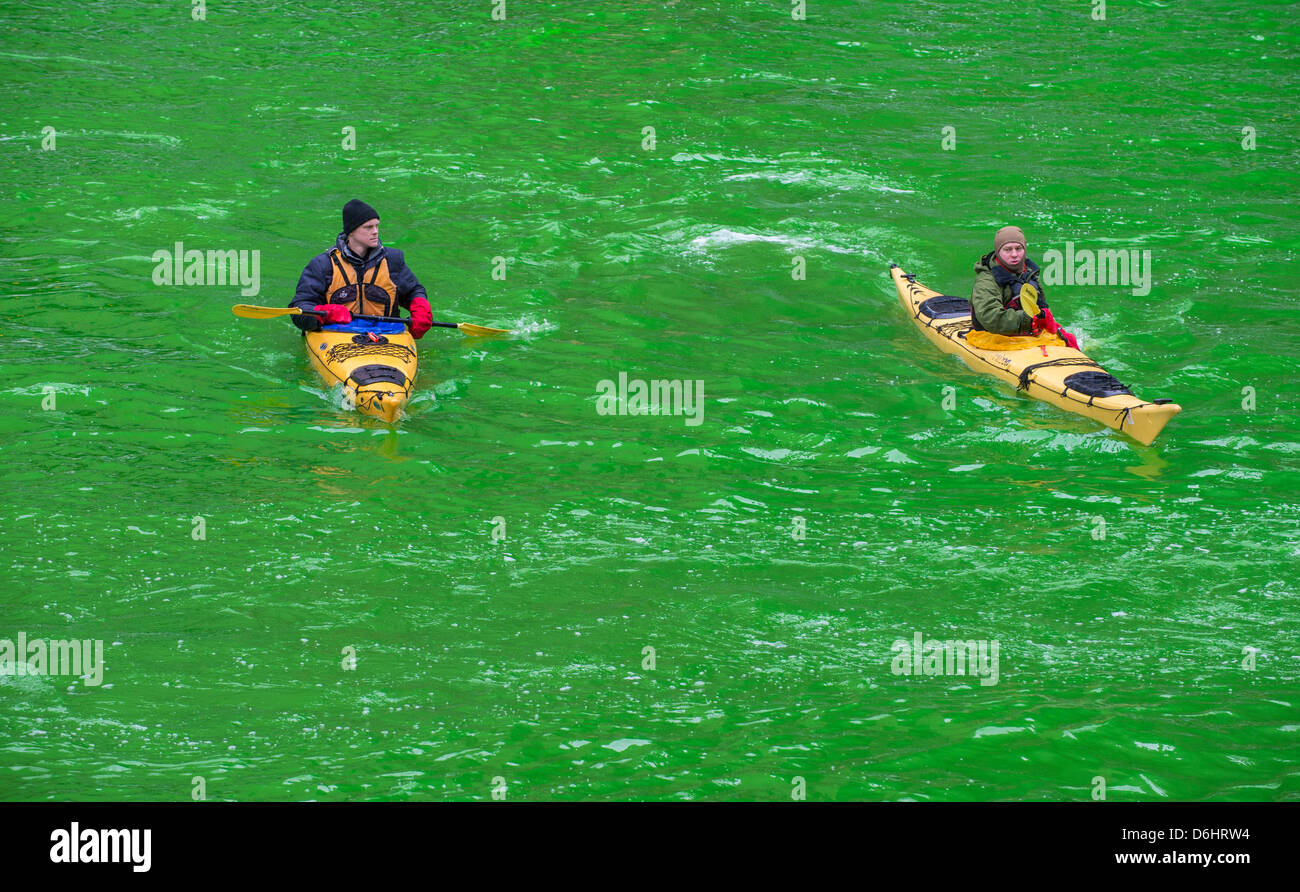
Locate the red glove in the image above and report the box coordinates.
[1058,328,1080,350]
[317,304,352,325]
[409,296,433,339]
[1031,307,1061,336]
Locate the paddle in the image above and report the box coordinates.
[232,304,511,337]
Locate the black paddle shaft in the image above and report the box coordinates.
[305,309,458,329]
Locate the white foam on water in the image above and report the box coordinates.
[602,738,651,753]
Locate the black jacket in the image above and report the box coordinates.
[289,234,426,331]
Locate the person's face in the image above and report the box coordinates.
[351,219,380,249]
[997,242,1025,266]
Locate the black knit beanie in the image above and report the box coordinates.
[342,199,380,234]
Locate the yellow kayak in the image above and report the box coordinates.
[304,318,417,423]
[891,264,1180,445]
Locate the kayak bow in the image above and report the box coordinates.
[304,317,417,424]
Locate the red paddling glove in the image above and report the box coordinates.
[1031,307,1061,336]
[1042,309,1081,348]
[1031,308,1078,349]
[409,296,433,339]
[317,304,352,325]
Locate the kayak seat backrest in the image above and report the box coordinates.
[919,296,972,319]
[350,364,408,387]
[1063,370,1132,398]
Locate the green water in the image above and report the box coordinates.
[2,1,1297,802]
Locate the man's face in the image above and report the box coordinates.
[997,242,1025,267]
[352,219,380,249]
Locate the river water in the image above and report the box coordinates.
[2,0,1297,801]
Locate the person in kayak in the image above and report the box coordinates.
[971,225,1078,349]
[289,199,434,337]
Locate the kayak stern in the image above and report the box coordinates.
[1124,401,1182,446]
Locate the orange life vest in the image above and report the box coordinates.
[326,248,397,317]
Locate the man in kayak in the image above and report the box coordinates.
[289,199,434,337]
[971,225,1078,349]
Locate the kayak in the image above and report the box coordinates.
[304,317,417,423]
[891,264,1180,445]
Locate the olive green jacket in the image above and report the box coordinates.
[971,255,1034,335]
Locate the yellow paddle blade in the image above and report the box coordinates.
[233,304,302,319]
[456,322,512,336]
[1019,284,1040,318]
